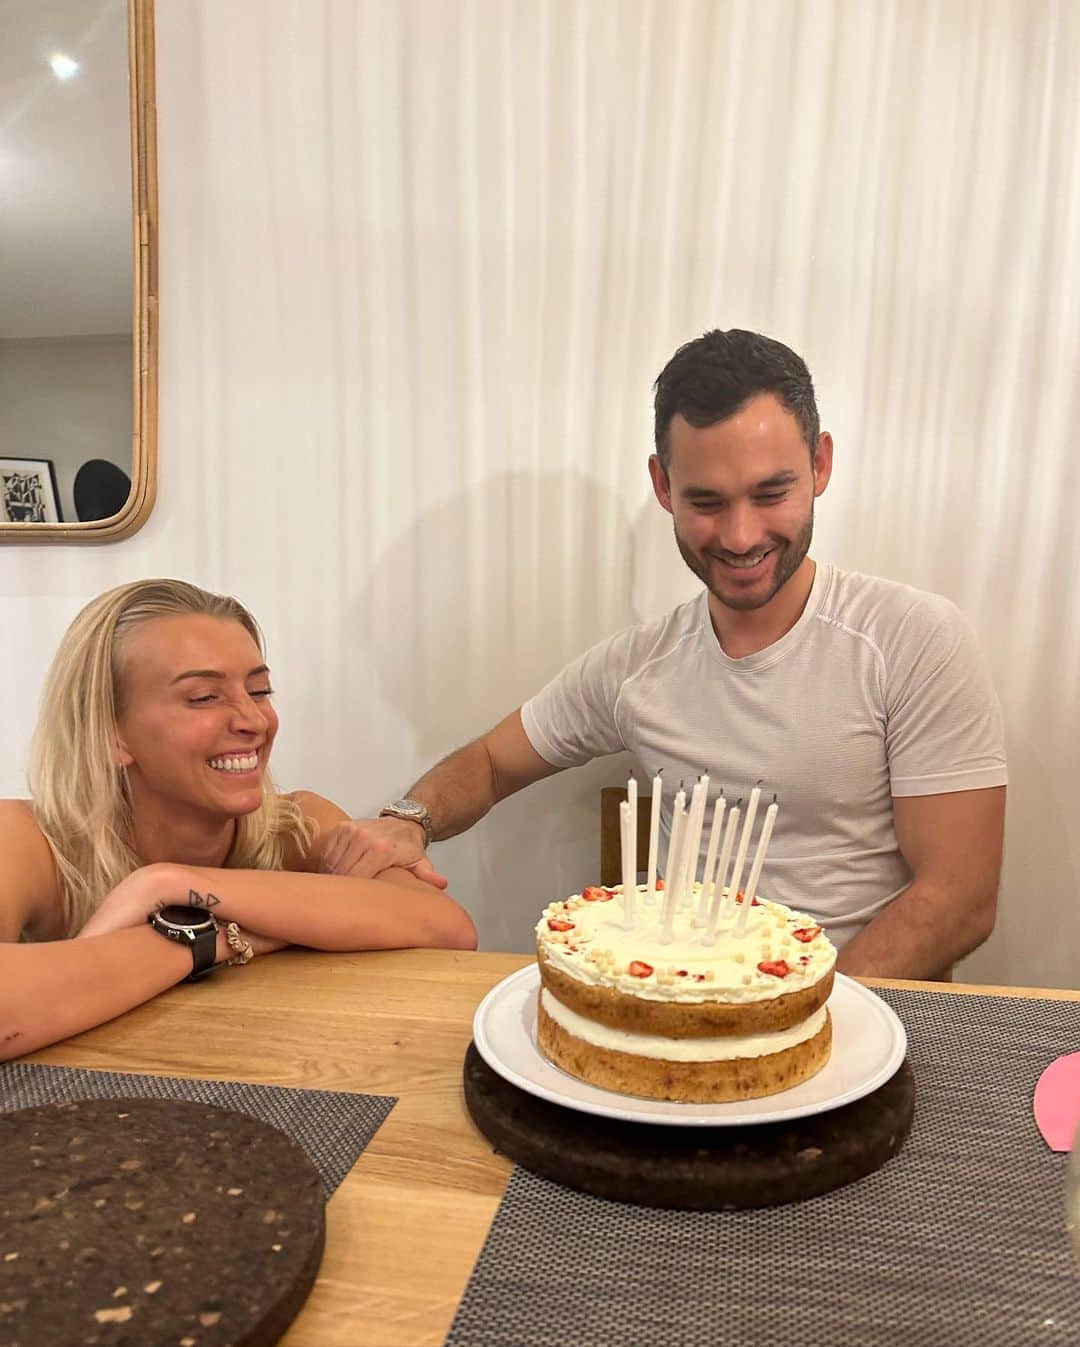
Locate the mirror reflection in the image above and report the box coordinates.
[0,0,134,526]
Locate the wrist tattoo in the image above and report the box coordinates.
[151,883,218,915]
[186,888,220,909]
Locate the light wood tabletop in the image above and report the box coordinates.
[22,949,1080,1346]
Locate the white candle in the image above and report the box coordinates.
[620,800,636,930]
[626,772,638,856]
[736,798,778,932]
[680,773,710,904]
[645,770,663,903]
[694,794,726,925]
[668,784,690,907]
[725,785,761,930]
[660,800,687,944]
[705,802,740,940]
[667,782,687,904]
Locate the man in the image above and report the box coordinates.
[325,329,1006,977]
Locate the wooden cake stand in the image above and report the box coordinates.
[464,1043,914,1209]
[0,1097,325,1346]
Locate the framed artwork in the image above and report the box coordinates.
[0,458,63,524]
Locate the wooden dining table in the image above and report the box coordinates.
[22,948,1080,1347]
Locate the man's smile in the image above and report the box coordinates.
[708,546,777,578]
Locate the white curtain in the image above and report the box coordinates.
[2,0,1077,985]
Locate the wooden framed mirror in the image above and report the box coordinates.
[0,0,156,542]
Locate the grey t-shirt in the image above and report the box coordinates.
[521,563,1007,947]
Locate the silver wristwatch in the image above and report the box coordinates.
[379,797,434,847]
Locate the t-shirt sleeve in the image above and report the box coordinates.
[520,628,637,768]
[884,597,1007,797]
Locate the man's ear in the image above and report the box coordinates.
[648,454,674,514]
[812,432,834,498]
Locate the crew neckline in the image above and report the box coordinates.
[699,561,834,671]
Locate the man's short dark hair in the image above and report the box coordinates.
[653,329,820,467]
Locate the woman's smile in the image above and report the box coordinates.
[207,750,263,776]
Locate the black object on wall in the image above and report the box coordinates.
[73,458,132,522]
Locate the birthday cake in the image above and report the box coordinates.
[535,885,837,1103]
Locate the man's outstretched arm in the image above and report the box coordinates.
[320,709,563,878]
[836,786,1005,979]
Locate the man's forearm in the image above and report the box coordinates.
[407,739,504,841]
[836,880,997,979]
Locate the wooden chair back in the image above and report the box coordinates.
[599,787,652,887]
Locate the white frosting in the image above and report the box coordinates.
[536,884,836,1004]
[542,989,829,1061]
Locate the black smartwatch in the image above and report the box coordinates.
[148,905,220,981]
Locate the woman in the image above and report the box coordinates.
[0,579,476,1061]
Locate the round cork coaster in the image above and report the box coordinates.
[0,1097,325,1347]
[464,1042,914,1209]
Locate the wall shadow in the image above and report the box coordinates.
[355,468,674,950]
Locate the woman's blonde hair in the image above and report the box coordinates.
[29,579,313,937]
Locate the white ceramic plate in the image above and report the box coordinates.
[472,964,907,1127]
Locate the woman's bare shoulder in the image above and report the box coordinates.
[281,790,349,872]
[0,800,55,863]
[0,800,62,941]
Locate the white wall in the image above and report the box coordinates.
[0,335,132,522]
[1,0,1077,986]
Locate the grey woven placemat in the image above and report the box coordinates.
[446,988,1080,1347]
[0,1062,395,1197]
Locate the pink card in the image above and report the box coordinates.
[1033,1052,1080,1152]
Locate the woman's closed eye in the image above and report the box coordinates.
[187,686,274,706]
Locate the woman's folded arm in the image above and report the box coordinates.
[196,863,480,951]
[79,860,478,952]
[0,926,198,1062]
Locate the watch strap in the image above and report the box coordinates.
[379,799,434,847]
[148,909,220,981]
[186,923,219,981]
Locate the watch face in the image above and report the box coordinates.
[157,904,216,931]
[389,799,424,818]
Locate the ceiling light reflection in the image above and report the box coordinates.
[49,53,79,81]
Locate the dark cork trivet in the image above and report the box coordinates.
[0,1097,325,1347]
[464,1042,914,1210]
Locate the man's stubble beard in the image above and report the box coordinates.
[673,505,815,613]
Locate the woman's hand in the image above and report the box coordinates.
[76,863,206,939]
